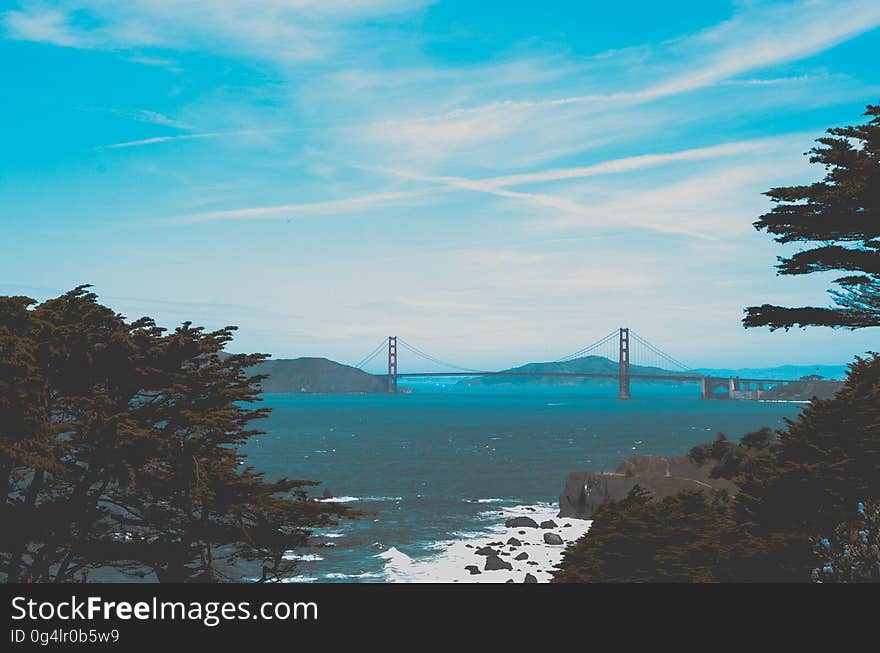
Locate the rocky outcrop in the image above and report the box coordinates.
[558,454,736,520]
[505,516,539,528]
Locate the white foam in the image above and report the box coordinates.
[377,503,591,583]
[316,495,403,503]
[324,571,384,580]
[282,553,325,562]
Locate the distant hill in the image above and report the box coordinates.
[692,364,848,380]
[249,357,387,394]
[459,355,696,386]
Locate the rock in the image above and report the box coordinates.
[523,573,538,584]
[527,561,539,566]
[506,537,522,546]
[500,552,510,556]
[485,555,514,572]
[506,579,515,583]
[540,520,558,529]
[321,488,334,500]
[514,552,529,561]
[543,533,564,545]
[518,531,526,535]
[524,507,536,512]
[475,546,497,556]
[464,565,481,575]
[506,516,539,528]
[465,544,473,548]
[558,454,737,519]
[563,523,572,528]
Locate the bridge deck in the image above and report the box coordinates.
[382,371,792,384]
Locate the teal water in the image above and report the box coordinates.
[242,380,803,582]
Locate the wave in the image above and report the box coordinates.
[316,495,403,503]
[375,504,592,583]
[324,572,384,580]
[282,553,325,562]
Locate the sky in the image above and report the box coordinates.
[2,0,879,371]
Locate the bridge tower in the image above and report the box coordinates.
[618,327,631,399]
[387,336,398,393]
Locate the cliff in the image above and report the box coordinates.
[250,357,388,394]
[558,454,736,519]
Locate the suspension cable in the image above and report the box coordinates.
[630,331,690,370]
[556,330,619,362]
[353,339,388,369]
[397,338,483,373]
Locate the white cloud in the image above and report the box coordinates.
[2,1,434,61]
[169,190,428,223]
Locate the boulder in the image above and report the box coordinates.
[523,573,538,584]
[464,565,481,575]
[540,520,558,529]
[543,533,564,545]
[506,537,522,546]
[485,555,514,572]
[475,546,497,556]
[505,516,539,528]
[514,552,529,561]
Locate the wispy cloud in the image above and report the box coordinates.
[2,1,434,61]
[354,0,880,159]
[169,191,428,224]
[97,129,288,149]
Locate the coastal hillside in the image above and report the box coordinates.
[558,453,735,519]
[760,378,843,400]
[460,355,696,386]
[693,364,847,380]
[250,357,387,394]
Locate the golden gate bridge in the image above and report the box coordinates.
[352,328,793,400]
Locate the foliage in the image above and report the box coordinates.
[553,355,880,582]
[744,104,880,330]
[0,286,355,583]
[811,501,880,582]
[728,354,880,580]
[552,487,737,583]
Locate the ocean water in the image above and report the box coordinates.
[240,379,803,582]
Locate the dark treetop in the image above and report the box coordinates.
[744,103,880,330]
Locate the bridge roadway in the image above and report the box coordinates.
[385,371,792,384]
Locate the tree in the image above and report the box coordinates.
[727,354,880,581]
[811,501,880,583]
[1,287,355,582]
[552,487,737,583]
[744,104,880,330]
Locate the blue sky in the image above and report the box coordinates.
[2,0,879,370]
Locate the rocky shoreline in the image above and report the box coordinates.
[378,503,591,583]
